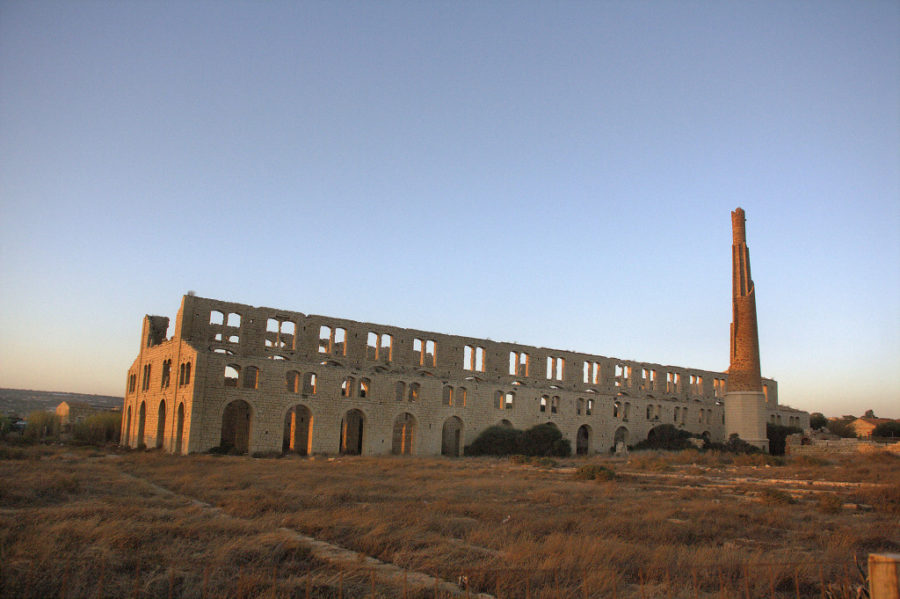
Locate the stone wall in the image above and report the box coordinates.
[122,295,792,456]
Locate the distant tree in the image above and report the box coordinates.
[767,423,803,456]
[809,413,827,430]
[872,421,900,439]
[863,409,876,418]
[826,418,856,438]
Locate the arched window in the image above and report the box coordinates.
[359,378,370,398]
[395,381,406,402]
[225,365,240,387]
[550,396,559,414]
[341,377,355,398]
[161,359,172,389]
[458,387,467,407]
[408,382,420,402]
[540,395,549,413]
[442,385,453,406]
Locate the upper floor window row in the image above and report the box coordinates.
[547,356,565,381]
[464,345,485,372]
[210,310,242,328]
[266,317,296,350]
[509,351,529,377]
[367,332,393,361]
[413,338,436,367]
[319,326,346,356]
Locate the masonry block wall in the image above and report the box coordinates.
[121,294,803,456]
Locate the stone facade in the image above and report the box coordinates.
[120,292,806,456]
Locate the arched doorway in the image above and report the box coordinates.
[137,401,146,448]
[614,426,629,450]
[576,424,591,455]
[392,412,416,455]
[175,403,185,454]
[340,409,365,455]
[156,400,166,449]
[221,400,252,454]
[441,416,463,457]
[124,406,131,446]
[283,404,313,455]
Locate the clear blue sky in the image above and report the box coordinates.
[1,1,898,418]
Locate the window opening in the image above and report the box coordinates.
[509,351,529,376]
[546,356,565,381]
[243,366,259,389]
[442,385,453,406]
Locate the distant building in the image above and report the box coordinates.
[56,401,97,427]
[850,416,894,439]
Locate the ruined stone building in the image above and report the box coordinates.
[121,213,808,456]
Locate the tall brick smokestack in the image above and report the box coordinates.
[728,208,762,392]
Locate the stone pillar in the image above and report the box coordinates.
[725,208,768,451]
[869,553,900,599]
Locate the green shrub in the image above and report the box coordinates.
[520,423,572,457]
[466,424,572,457]
[826,418,856,438]
[705,434,762,455]
[766,423,802,456]
[0,414,13,439]
[465,426,524,456]
[872,421,900,439]
[72,412,122,445]
[24,411,60,441]
[632,424,694,451]
[809,412,827,430]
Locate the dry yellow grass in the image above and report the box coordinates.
[1,444,897,598]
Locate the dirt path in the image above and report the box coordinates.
[117,469,495,599]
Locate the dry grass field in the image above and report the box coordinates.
[0,444,897,598]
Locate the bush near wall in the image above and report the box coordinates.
[72,412,122,445]
[766,423,802,456]
[465,424,571,457]
[704,434,762,455]
[632,424,695,451]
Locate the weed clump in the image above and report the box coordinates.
[758,487,796,505]
[817,493,844,514]
[573,464,616,481]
